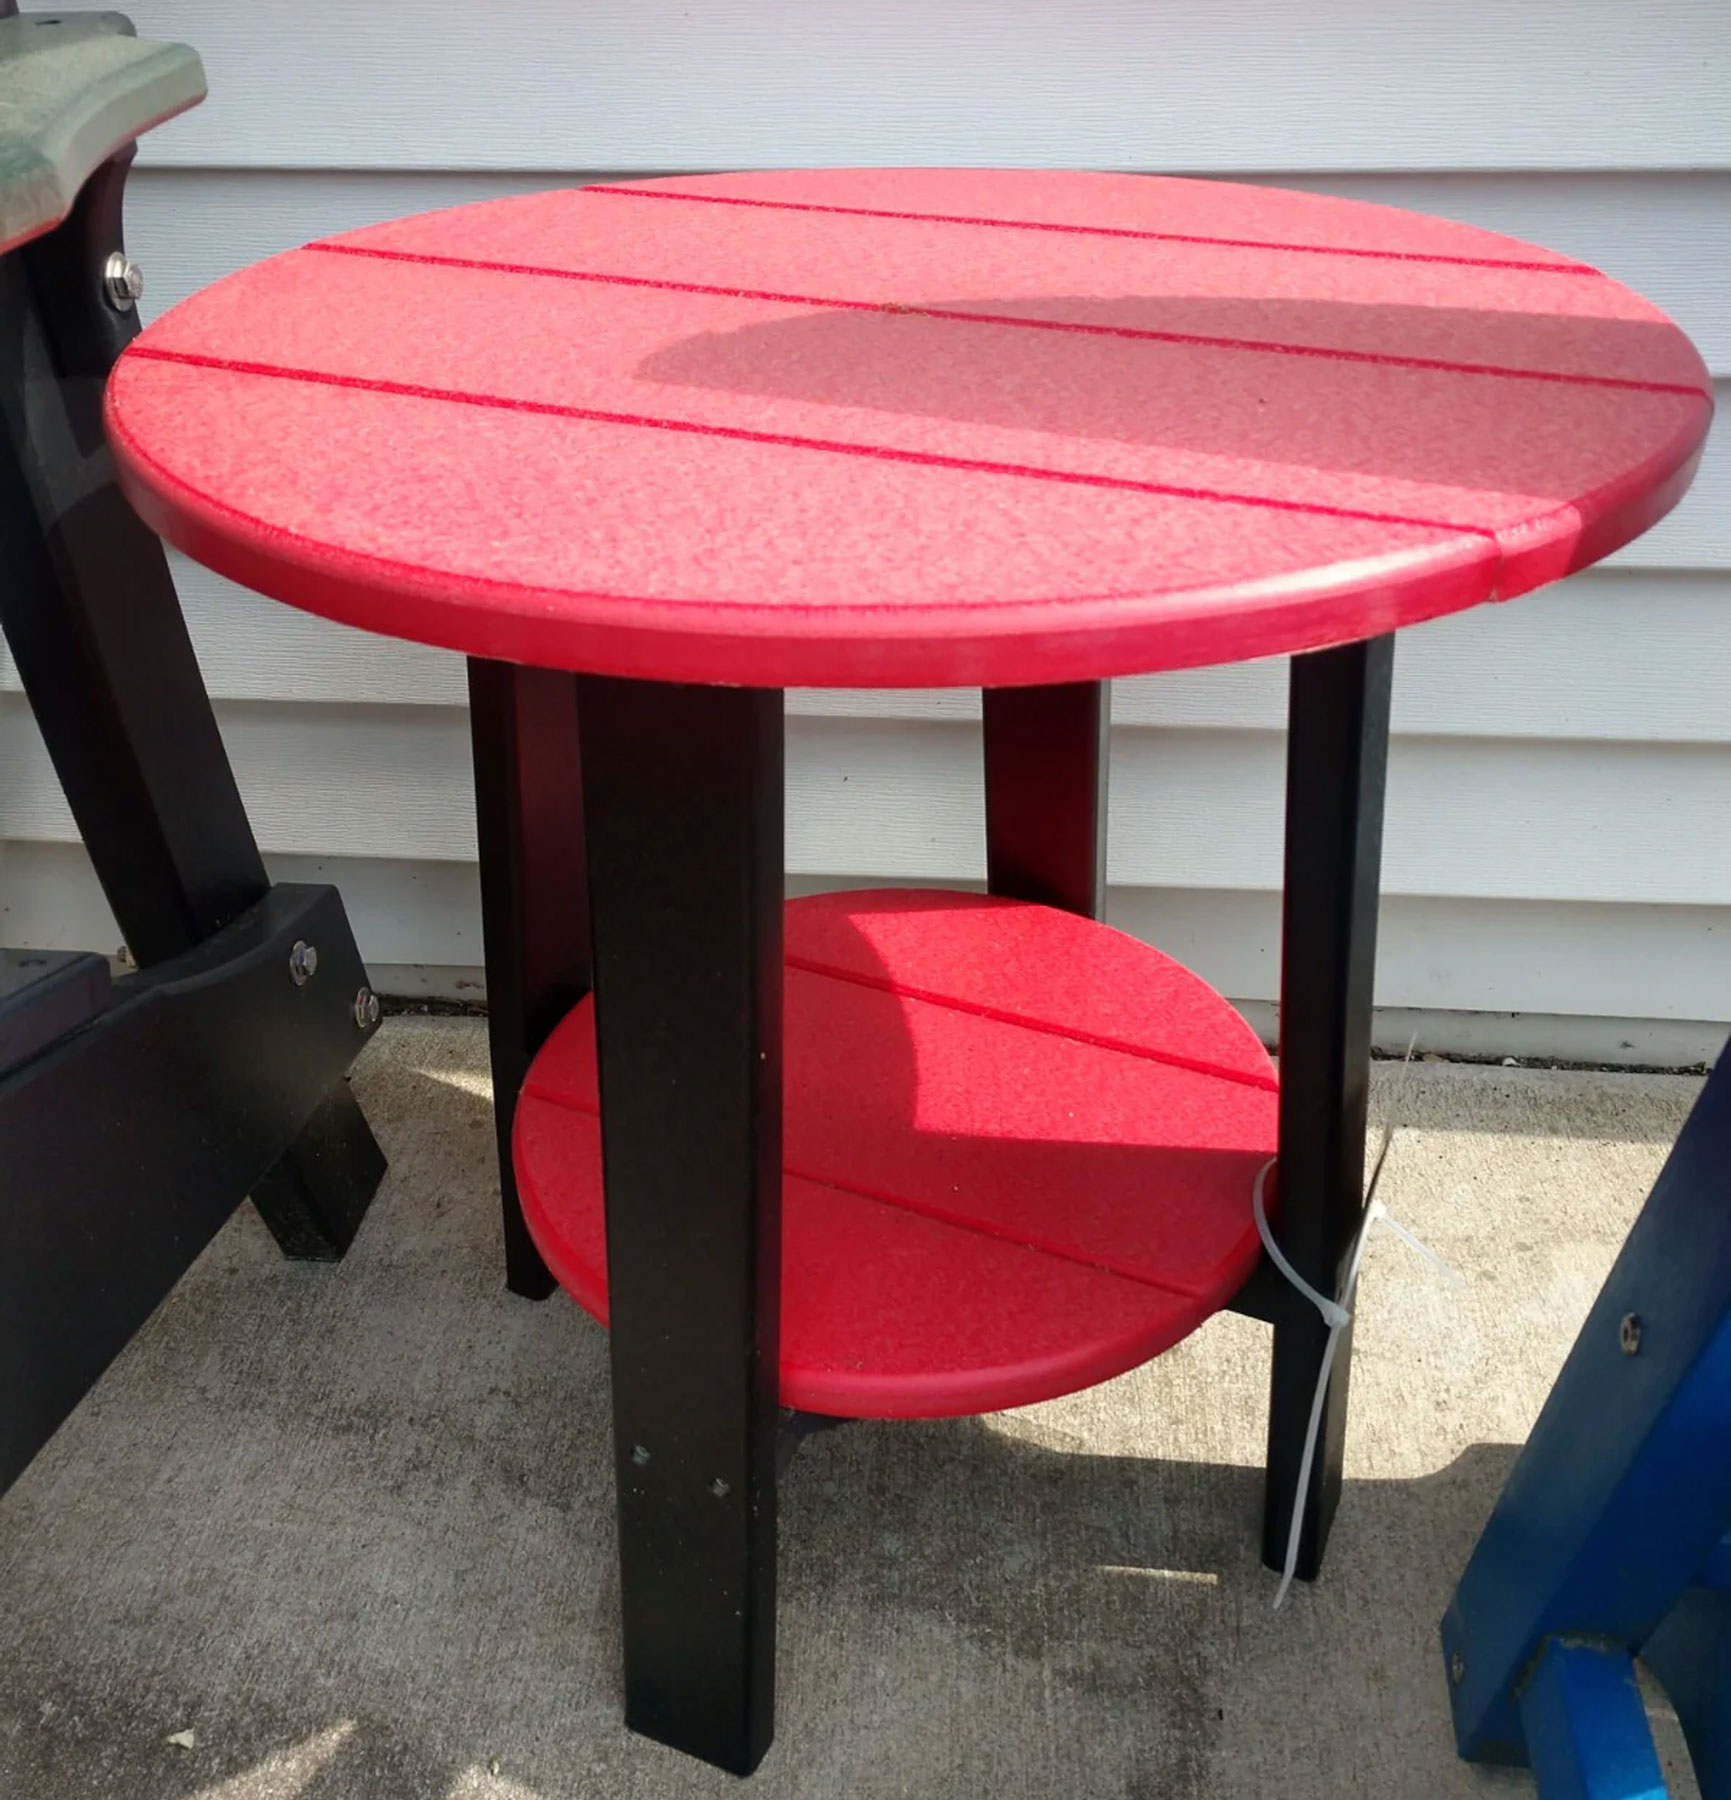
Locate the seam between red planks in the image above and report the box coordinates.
[125,344,1499,542]
[306,241,1700,399]
[578,184,1604,277]
[786,952,1279,1092]
[519,1078,1239,1299]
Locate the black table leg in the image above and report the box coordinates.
[467,658,590,1298]
[1262,635,1393,1579]
[576,675,784,1775]
[982,681,1110,919]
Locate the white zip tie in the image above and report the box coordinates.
[1252,1126,1463,1609]
[1251,1160,1349,1330]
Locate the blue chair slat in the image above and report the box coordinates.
[1444,1050,1731,1794]
[1518,1641,1668,1800]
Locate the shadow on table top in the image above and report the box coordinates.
[635,293,1706,507]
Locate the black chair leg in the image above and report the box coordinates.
[250,1085,390,1259]
[0,149,386,1257]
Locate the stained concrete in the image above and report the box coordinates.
[0,1019,1707,1799]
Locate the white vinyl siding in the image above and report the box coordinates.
[117,2,1731,173]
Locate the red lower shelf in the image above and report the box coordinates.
[514,889,1277,1418]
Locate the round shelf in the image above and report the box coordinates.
[514,889,1278,1418]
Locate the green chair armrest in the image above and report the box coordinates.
[0,11,204,255]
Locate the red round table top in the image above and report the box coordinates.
[107,168,1712,688]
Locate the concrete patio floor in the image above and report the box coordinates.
[0,1017,1708,1799]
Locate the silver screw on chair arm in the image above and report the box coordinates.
[103,252,145,312]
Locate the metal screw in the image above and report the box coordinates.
[353,986,380,1029]
[102,251,144,312]
[1619,1313,1642,1356]
[1449,1651,1465,1685]
[288,940,317,985]
[710,1478,731,1499]
[630,1444,651,1467]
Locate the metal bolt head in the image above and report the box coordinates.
[1619,1313,1642,1356]
[352,986,380,1029]
[1449,1650,1465,1685]
[710,1478,731,1499]
[103,252,144,312]
[630,1444,651,1467]
[288,940,318,985]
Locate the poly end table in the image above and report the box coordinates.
[104,169,1712,1774]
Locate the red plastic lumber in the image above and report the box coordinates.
[106,169,1710,688]
[513,891,1278,1418]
